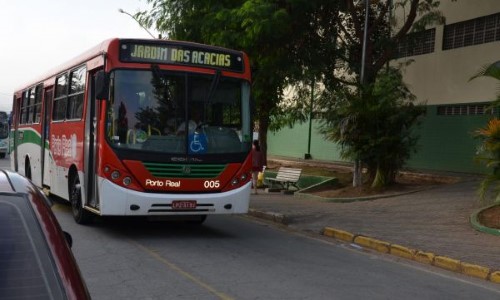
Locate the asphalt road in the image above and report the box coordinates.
[53,205,500,300]
[1,156,500,299]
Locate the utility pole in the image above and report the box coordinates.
[305,78,314,160]
[353,0,370,187]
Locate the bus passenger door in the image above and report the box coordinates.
[41,88,53,188]
[83,71,99,209]
[11,97,20,172]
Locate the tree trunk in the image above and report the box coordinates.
[259,114,270,167]
[371,166,386,188]
[352,159,362,187]
[371,164,398,188]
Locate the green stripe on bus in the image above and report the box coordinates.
[143,162,226,178]
[16,129,42,145]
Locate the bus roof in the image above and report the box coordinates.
[14,38,114,92]
[14,38,248,93]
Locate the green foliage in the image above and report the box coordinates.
[469,61,500,110]
[474,119,500,203]
[470,61,500,203]
[134,0,444,187]
[318,68,425,187]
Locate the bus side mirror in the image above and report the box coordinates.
[95,71,109,100]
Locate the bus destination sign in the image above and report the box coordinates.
[120,42,244,72]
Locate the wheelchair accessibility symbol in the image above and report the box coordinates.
[188,133,207,154]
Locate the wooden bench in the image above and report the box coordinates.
[266,167,302,190]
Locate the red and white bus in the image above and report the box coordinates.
[11,38,253,224]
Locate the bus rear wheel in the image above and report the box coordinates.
[69,174,92,224]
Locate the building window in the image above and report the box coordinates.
[437,104,495,116]
[443,13,500,50]
[395,28,436,59]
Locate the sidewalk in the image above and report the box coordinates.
[248,162,500,281]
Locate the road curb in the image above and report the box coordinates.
[353,235,390,253]
[461,262,490,280]
[295,187,433,203]
[322,228,354,242]
[390,244,416,260]
[434,256,461,272]
[248,210,499,283]
[322,227,499,283]
[470,204,500,236]
[247,209,289,225]
[490,271,500,283]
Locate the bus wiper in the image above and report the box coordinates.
[204,69,221,104]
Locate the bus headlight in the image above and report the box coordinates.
[123,177,132,186]
[111,170,121,180]
[239,173,248,181]
[231,178,239,186]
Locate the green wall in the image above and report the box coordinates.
[407,106,489,173]
[267,105,492,174]
[267,120,344,162]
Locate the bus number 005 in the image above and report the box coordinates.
[204,180,220,189]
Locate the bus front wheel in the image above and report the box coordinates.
[25,159,32,180]
[69,174,93,224]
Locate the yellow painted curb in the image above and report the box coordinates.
[490,271,500,283]
[353,236,390,253]
[320,227,499,284]
[434,256,461,272]
[414,251,435,265]
[390,244,416,260]
[323,227,354,242]
[460,262,490,280]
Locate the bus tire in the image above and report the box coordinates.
[0,153,5,158]
[69,174,92,224]
[25,158,32,180]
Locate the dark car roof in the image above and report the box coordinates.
[0,170,90,299]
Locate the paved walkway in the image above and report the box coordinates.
[249,176,500,273]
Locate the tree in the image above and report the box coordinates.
[474,119,500,203]
[317,67,425,188]
[280,0,446,187]
[135,0,447,188]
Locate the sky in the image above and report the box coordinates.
[0,0,158,112]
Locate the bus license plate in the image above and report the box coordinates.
[172,200,197,209]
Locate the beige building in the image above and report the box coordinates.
[399,0,500,107]
[268,1,500,173]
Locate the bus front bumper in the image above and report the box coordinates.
[97,177,251,216]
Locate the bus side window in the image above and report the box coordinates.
[53,74,68,121]
[68,66,86,120]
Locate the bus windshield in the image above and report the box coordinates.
[0,112,9,139]
[106,69,252,156]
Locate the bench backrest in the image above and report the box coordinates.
[275,167,302,182]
